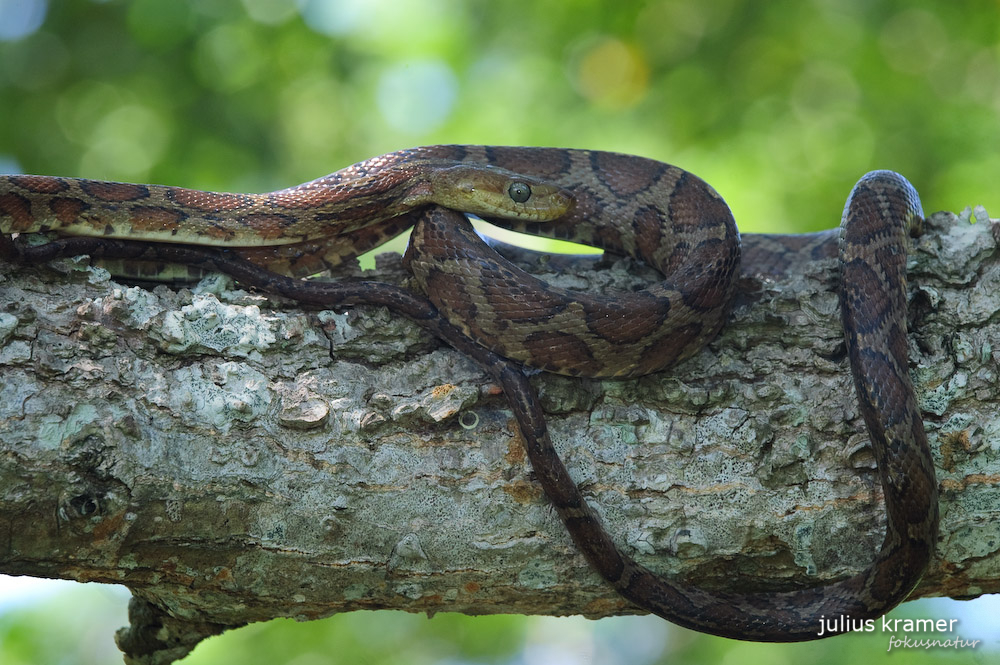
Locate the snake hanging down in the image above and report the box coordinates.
[0,145,938,641]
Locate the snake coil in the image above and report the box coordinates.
[0,146,938,641]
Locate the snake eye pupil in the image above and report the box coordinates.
[508,182,531,203]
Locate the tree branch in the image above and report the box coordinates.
[1,210,999,662]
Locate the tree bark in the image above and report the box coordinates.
[1,210,998,662]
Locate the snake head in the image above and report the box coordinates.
[431,165,574,221]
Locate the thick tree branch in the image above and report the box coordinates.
[1,210,999,662]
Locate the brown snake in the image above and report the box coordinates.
[0,145,938,641]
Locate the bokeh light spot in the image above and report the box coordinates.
[194,24,266,92]
[790,62,861,117]
[0,155,22,174]
[79,104,169,179]
[241,0,297,26]
[375,59,457,134]
[571,37,649,110]
[298,0,369,36]
[0,0,47,41]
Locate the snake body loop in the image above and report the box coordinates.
[0,146,938,641]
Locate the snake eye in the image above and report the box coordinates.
[508,182,531,203]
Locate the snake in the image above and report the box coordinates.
[0,145,938,641]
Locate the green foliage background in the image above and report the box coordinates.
[1,0,998,663]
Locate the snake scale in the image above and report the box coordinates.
[0,145,938,641]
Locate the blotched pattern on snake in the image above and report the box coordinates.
[0,145,938,641]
